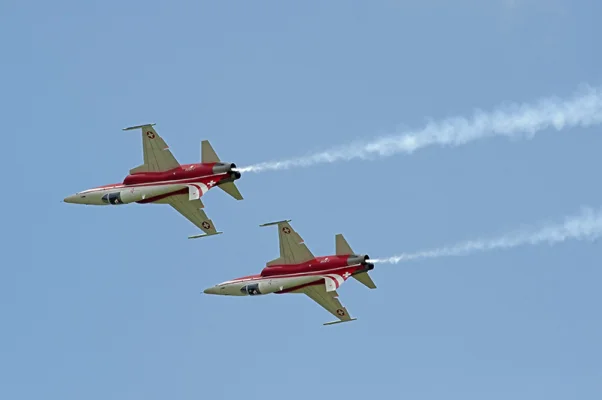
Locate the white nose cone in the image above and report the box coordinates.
[203,287,219,295]
[63,195,77,203]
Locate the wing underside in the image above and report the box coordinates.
[164,194,221,238]
[124,124,180,173]
[261,220,314,266]
[291,283,355,325]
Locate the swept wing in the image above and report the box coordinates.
[123,123,180,173]
[259,220,315,265]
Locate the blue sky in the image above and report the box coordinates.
[2,1,601,399]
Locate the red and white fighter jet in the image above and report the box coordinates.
[203,220,376,325]
[63,123,243,238]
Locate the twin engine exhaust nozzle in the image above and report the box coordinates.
[212,162,242,180]
[346,254,374,270]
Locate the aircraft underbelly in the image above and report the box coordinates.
[88,184,184,205]
[274,275,322,291]
[137,184,182,200]
[122,184,184,202]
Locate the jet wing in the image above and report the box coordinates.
[123,123,180,173]
[259,220,314,265]
[292,284,356,325]
[164,194,222,238]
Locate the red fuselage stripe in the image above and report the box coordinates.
[87,174,226,192]
[225,265,361,284]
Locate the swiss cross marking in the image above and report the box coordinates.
[336,309,345,316]
[343,272,351,278]
[146,131,155,139]
[202,221,211,230]
[282,227,291,234]
[207,180,216,187]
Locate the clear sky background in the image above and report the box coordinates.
[2,1,601,399]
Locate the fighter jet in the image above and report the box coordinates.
[203,220,376,325]
[63,123,243,238]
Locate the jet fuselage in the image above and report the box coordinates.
[64,162,240,205]
[203,254,374,296]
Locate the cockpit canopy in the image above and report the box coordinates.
[240,283,262,295]
[101,192,123,204]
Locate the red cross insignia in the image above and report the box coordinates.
[202,221,211,229]
[146,131,155,139]
[282,227,291,234]
[336,309,345,316]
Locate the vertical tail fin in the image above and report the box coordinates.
[201,140,221,163]
[201,140,244,200]
[335,234,354,255]
[335,233,377,289]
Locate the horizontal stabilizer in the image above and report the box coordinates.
[219,181,243,200]
[352,271,377,289]
[323,318,357,326]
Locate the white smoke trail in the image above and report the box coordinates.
[238,84,602,173]
[369,206,602,264]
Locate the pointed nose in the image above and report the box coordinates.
[63,195,77,203]
[203,287,219,295]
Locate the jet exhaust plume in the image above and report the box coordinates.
[368,207,602,264]
[237,84,602,173]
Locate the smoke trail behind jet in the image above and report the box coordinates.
[369,206,602,264]
[238,85,602,173]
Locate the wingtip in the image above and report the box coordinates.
[323,318,357,326]
[122,123,156,131]
[259,219,292,227]
[188,231,224,239]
